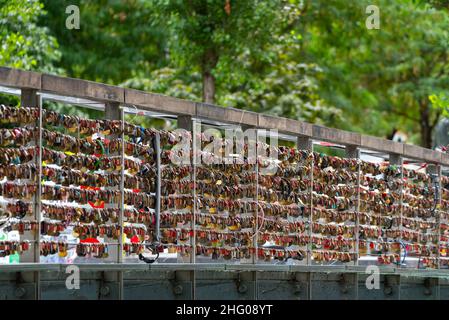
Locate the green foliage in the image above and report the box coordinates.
[430,93,449,117]
[0,0,61,72]
[415,0,449,9]
[121,68,202,102]
[137,0,336,123]
[301,0,449,147]
[42,0,167,84]
[217,20,341,124]
[153,0,280,69]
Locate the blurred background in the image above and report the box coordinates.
[2,0,449,148]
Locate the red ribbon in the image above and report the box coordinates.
[88,200,105,209]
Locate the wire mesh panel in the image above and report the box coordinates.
[0,102,447,272]
[357,156,403,266]
[120,117,158,262]
[39,106,125,263]
[440,172,449,269]
[159,129,193,263]
[401,163,439,269]
[257,141,311,265]
[0,106,39,263]
[192,125,257,263]
[310,150,358,265]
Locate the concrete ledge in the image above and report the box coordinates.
[361,135,403,155]
[286,118,313,137]
[258,114,313,137]
[0,67,41,89]
[1,263,448,277]
[403,144,442,163]
[313,125,361,146]
[0,263,59,272]
[440,153,449,167]
[226,264,290,272]
[125,88,195,116]
[42,74,125,103]
[197,103,258,127]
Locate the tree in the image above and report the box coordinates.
[41,0,168,84]
[217,2,341,124]
[301,0,449,147]
[0,0,61,72]
[124,1,338,125]
[153,0,284,104]
[0,0,61,105]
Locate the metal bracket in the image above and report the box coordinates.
[235,272,248,294]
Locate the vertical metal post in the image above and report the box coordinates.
[428,164,442,269]
[355,160,361,266]
[435,165,443,269]
[20,88,40,299]
[390,154,403,269]
[308,144,314,267]
[191,118,198,265]
[105,102,121,121]
[105,101,122,266]
[192,118,200,300]
[254,128,259,266]
[118,107,125,299]
[119,107,125,263]
[105,102,123,298]
[21,89,39,108]
[154,132,162,244]
[346,146,360,266]
[178,115,196,300]
[438,165,442,270]
[35,93,43,299]
[297,136,313,266]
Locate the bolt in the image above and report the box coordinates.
[383,286,393,296]
[14,287,26,298]
[238,284,248,294]
[424,278,433,296]
[173,284,183,295]
[294,284,302,296]
[100,285,110,296]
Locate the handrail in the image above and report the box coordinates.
[0,66,446,165]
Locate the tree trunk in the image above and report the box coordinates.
[201,48,218,104]
[419,99,433,149]
[202,70,215,104]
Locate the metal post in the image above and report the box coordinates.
[119,107,125,263]
[296,136,313,266]
[390,154,403,269]
[104,101,123,298]
[309,144,314,267]
[346,146,360,266]
[118,107,125,299]
[19,88,41,299]
[192,118,198,265]
[428,164,442,269]
[192,118,200,300]
[178,115,196,299]
[21,89,39,107]
[255,128,259,266]
[435,165,443,269]
[35,93,43,299]
[154,133,162,244]
[105,102,121,120]
[438,165,442,270]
